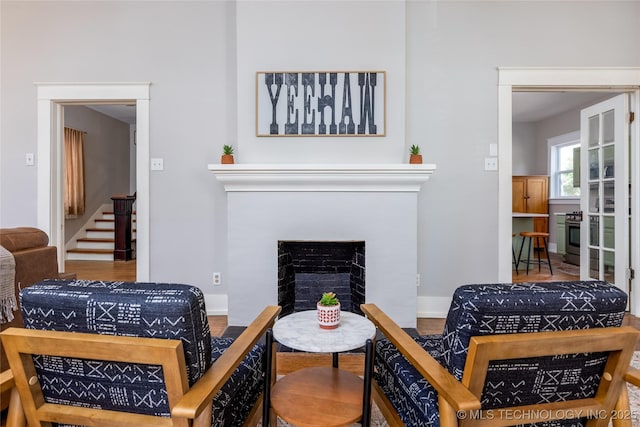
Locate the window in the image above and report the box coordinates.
[548,131,580,199]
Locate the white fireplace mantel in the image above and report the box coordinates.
[211,163,437,328]
[208,163,436,192]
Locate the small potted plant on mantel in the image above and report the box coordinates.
[409,144,422,164]
[317,291,341,329]
[221,144,234,164]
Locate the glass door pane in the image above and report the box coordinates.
[588,148,600,180]
[603,182,615,213]
[604,249,615,283]
[603,145,615,179]
[589,183,600,213]
[603,216,615,249]
[589,215,599,246]
[589,248,600,278]
[603,109,615,143]
[588,115,599,147]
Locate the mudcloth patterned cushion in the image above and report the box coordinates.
[374,281,628,427]
[20,279,265,427]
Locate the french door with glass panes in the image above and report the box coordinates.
[580,94,630,292]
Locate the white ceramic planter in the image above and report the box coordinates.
[317,302,341,329]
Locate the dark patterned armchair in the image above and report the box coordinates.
[362,281,640,427]
[0,279,280,427]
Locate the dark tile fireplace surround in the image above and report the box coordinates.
[277,241,365,317]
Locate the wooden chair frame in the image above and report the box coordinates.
[361,303,640,427]
[1,305,281,427]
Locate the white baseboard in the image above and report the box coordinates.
[205,294,229,316]
[417,296,450,318]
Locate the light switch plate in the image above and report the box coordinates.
[25,153,35,166]
[489,143,498,156]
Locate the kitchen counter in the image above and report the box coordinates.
[512,212,549,218]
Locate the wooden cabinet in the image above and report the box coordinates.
[513,176,548,214]
[512,177,527,213]
[513,176,549,249]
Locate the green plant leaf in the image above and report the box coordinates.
[319,291,339,306]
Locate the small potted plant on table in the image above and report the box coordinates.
[409,144,422,164]
[221,144,234,164]
[317,292,341,329]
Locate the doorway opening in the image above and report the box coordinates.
[62,103,137,280]
[36,83,150,281]
[511,92,619,283]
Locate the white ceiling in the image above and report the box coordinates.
[512,91,616,123]
[86,104,137,125]
[84,92,617,127]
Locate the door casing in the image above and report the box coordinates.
[36,83,151,281]
[498,67,640,313]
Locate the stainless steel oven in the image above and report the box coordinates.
[565,211,581,265]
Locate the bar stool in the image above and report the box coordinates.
[517,231,553,275]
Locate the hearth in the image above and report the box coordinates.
[278,241,365,316]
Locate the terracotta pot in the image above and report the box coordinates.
[317,302,341,329]
[221,154,234,164]
[409,154,423,164]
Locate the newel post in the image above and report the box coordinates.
[111,194,136,261]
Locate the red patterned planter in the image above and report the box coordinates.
[317,302,341,329]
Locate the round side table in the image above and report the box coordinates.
[268,310,376,427]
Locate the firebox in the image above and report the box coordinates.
[277,241,365,317]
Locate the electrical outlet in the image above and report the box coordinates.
[213,272,221,286]
[151,158,164,171]
[484,157,498,171]
[416,273,420,287]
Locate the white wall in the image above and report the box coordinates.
[1,1,639,317]
[406,1,639,298]
[512,122,537,175]
[0,1,233,295]
[235,1,406,163]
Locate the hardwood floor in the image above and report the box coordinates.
[65,259,136,282]
[512,251,580,283]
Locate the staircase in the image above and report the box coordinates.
[66,211,136,261]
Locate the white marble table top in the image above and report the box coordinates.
[272,310,376,353]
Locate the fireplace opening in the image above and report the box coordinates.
[277,241,365,317]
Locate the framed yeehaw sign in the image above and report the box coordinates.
[256,71,386,137]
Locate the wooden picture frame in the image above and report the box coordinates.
[256,71,386,137]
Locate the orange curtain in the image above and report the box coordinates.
[64,127,85,218]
